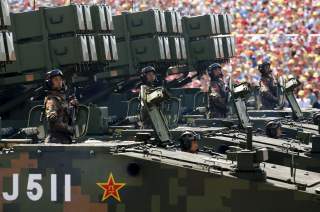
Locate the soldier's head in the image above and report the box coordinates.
[141,66,156,84]
[46,69,64,91]
[258,61,272,76]
[313,112,320,125]
[179,131,200,153]
[265,121,282,139]
[208,63,223,80]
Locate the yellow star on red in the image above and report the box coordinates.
[97,173,126,202]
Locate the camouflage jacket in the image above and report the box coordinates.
[260,76,278,109]
[208,79,228,118]
[139,84,154,129]
[44,91,74,143]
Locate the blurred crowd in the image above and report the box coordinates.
[8,0,320,108]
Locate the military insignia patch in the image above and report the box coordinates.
[97,173,125,202]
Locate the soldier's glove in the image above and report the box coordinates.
[47,111,58,121]
[69,98,79,107]
[209,92,220,99]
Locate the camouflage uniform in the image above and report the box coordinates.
[260,75,278,110]
[139,82,156,129]
[44,91,74,144]
[139,66,158,129]
[208,78,228,118]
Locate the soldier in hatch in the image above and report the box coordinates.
[179,131,200,153]
[207,63,229,118]
[140,66,159,88]
[259,61,279,109]
[139,66,159,129]
[44,69,78,144]
[265,121,282,139]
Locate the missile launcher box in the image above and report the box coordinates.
[2,4,117,84]
[108,40,128,67]
[111,35,171,67]
[127,9,167,37]
[8,41,47,72]
[90,5,114,32]
[189,35,236,62]
[44,4,93,36]
[182,13,235,64]
[11,4,94,42]
[94,35,118,62]
[114,10,184,38]
[112,9,185,72]
[0,31,15,62]
[168,36,187,61]
[49,35,97,66]
[113,15,125,40]
[4,34,101,74]
[164,10,183,34]
[131,35,171,63]
[218,13,233,34]
[0,0,15,67]
[10,11,43,42]
[183,13,233,38]
[114,9,169,40]
[0,0,11,27]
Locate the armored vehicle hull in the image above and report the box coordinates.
[1,141,320,212]
[248,108,320,118]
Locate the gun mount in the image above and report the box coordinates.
[140,85,171,145]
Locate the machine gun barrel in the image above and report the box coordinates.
[166,72,199,89]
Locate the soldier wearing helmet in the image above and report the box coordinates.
[265,121,282,139]
[44,69,78,144]
[259,61,278,109]
[139,66,160,129]
[179,131,200,153]
[140,66,159,88]
[207,63,228,118]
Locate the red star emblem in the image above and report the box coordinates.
[96,173,126,202]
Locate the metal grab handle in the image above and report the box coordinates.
[76,105,90,139]
[126,97,140,117]
[135,47,146,54]
[27,105,45,127]
[54,47,68,56]
[131,19,143,27]
[193,47,204,54]
[190,22,200,30]
[193,91,207,111]
[49,16,64,24]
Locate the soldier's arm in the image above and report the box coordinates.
[45,98,74,135]
[210,96,227,110]
[166,76,193,89]
[209,85,227,110]
[260,81,278,103]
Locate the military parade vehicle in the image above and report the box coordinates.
[0,2,320,212]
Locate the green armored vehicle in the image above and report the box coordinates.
[1,84,320,212]
[120,80,320,173]
[1,80,320,211]
[1,3,320,212]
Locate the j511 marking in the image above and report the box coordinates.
[2,174,71,202]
